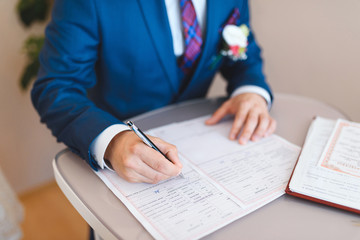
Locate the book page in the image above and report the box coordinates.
[289,117,360,211]
[95,116,301,239]
[318,119,360,177]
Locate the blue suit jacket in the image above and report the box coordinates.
[31,0,272,169]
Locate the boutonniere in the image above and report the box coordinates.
[221,24,249,61]
[210,24,250,69]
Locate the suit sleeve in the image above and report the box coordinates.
[219,0,273,101]
[31,0,122,170]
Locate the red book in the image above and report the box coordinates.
[285,117,360,214]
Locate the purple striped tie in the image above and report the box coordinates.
[179,0,203,75]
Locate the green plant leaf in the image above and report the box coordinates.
[19,36,44,90]
[24,36,45,60]
[17,0,49,27]
[20,59,40,90]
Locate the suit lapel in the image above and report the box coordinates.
[137,0,179,94]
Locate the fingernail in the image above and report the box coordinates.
[239,137,247,144]
[252,135,260,142]
[230,134,236,140]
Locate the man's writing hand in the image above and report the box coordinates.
[104,131,182,183]
[205,93,276,144]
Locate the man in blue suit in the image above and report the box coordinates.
[32,0,276,184]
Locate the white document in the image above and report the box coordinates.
[289,117,360,211]
[95,115,301,240]
[318,119,360,177]
[150,116,300,207]
[97,157,246,240]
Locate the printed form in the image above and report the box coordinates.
[289,117,360,211]
[95,116,300,240]
[318,119,360,177]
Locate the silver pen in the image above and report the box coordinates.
[126,121,184,178]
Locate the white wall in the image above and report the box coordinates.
[209,0,360,122]
[0,1,64,193]
[1,0,359,193]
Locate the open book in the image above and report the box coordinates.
[286,117,360,214]
[95,116,300,240]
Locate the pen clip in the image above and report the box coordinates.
[126,121,153,148]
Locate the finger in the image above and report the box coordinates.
[251,114,270,141]
[238,110,259,144]
[113,156,158,183]
[264,118,277,137]
[127,158,171,184]
[118,167,155,184]
[117,151,173,184]
[151,137,183,168]
[139,144,182,177]
[229,105,250,140]
[205,102,230,125]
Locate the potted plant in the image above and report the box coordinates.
[17,0,51,90]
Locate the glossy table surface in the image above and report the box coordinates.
[53,93,360,240]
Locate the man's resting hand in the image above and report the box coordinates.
[206,93,276,144]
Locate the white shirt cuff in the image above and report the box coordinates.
[90,124,130,170]
[231,85,272,109]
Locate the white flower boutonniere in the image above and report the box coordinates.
[221,24,249,61]
[210,24,250,69]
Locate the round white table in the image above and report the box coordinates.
[53,93,360,240]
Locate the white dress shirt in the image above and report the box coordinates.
[91,0,271,169]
